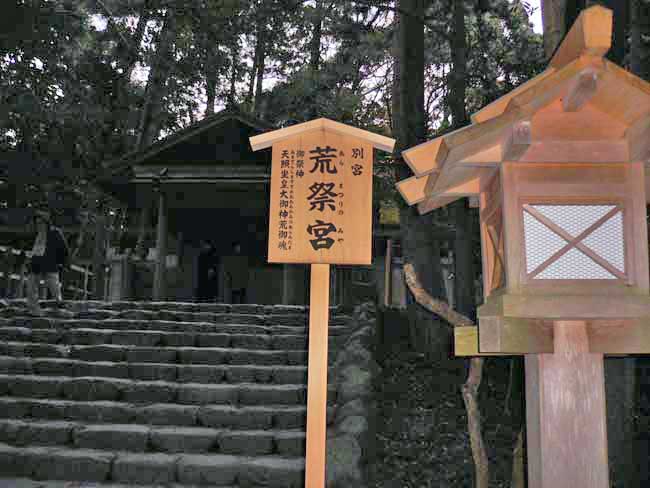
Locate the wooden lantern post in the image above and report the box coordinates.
[250,119,394,487]
[396,6,650,488]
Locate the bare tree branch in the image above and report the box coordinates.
[403,262,475,327]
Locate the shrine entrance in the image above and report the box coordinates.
[96,109,315,305]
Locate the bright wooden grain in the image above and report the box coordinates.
[562,68,598,111]
[525,322,609,488]
[249,118,395,152]
[267,130,373,265]
[396,175,428,205]
[305,263,330,488]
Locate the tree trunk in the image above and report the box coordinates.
[390,14,400,138]
[630,0,643,75]
[541,0,568,59]
[462,358,489,488]
[205,33,218,117]
[92,206,107,300]
[449,0,468,129]
[136,6,178,149]
[118,0,150,83]
[253,27,266,117]
[309,0,323,73]
[511,429,525,488]
[228,41,239,107]
[601,0,627,65]
[564,0,586,37]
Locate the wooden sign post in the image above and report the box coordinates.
[250,119,394,487]
[396,6,650,488]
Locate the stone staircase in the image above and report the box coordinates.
[0,300,352,487]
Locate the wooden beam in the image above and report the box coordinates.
[478,316,554,354]
[452,143,502,166]
[395,175,428,205]
[417,168,494,215]
[502,121,532,160]
[495,292,650,320]
[416,182,480,215]
[550,5,613,69]
[514,140,629,163]
[454,326,516,356]
[417,196,460,215]
[423,171,439,196]
[588,318,650,354]
[563,68,598,111]
[507,56,595,114]
[625,114,650,161]
[471,68,556,124]
[249,118,395,152]
[401,138,449,177]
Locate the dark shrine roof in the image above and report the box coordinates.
[100,108,274,179]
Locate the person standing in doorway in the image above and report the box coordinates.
[225,241,248,304]
[196,239,218,302]
[25,210,69,315]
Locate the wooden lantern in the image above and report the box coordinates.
[397,6,650,488]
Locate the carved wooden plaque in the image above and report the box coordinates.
[267,129,373,264]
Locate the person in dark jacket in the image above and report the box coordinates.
[224,241,248,304]
[196,239,218,302]
[25,210,69,314]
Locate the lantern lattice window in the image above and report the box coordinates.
[522,204,625,280]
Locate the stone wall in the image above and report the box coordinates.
[326,301,381,488]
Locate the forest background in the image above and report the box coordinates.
[1,0,650,487]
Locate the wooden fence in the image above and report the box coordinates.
[0,245,94,300]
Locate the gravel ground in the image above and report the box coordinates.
[368,338,523,488]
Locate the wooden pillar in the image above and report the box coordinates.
[177,232,184,266]
[525,321,609,488]
[134,206,150,260]
[92,211,107,300]
[384,238,392,307]
[153,189,167,301]
[305,263,330,488]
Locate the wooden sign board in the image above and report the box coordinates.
[267,129,373,265]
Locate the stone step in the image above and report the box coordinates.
[0,397,335,430]
[0,478,234,488]
[0,442,304,486]
[0,326,348,350]
[2,304,351,327]
[1,317,352,337]
[0,375,336,406]
[0,419,306,457]
[0,357,314,384]
[0,342,322,366]
[6,298,329,314]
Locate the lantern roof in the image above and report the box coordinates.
[397,5,650,214]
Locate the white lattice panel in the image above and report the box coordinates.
[532,205,616,237]
[523,204,624,280]
[523,211,568,273]
[536,247,616,279]
[582,212,625,272]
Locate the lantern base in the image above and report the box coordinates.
[454,289,650,355]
